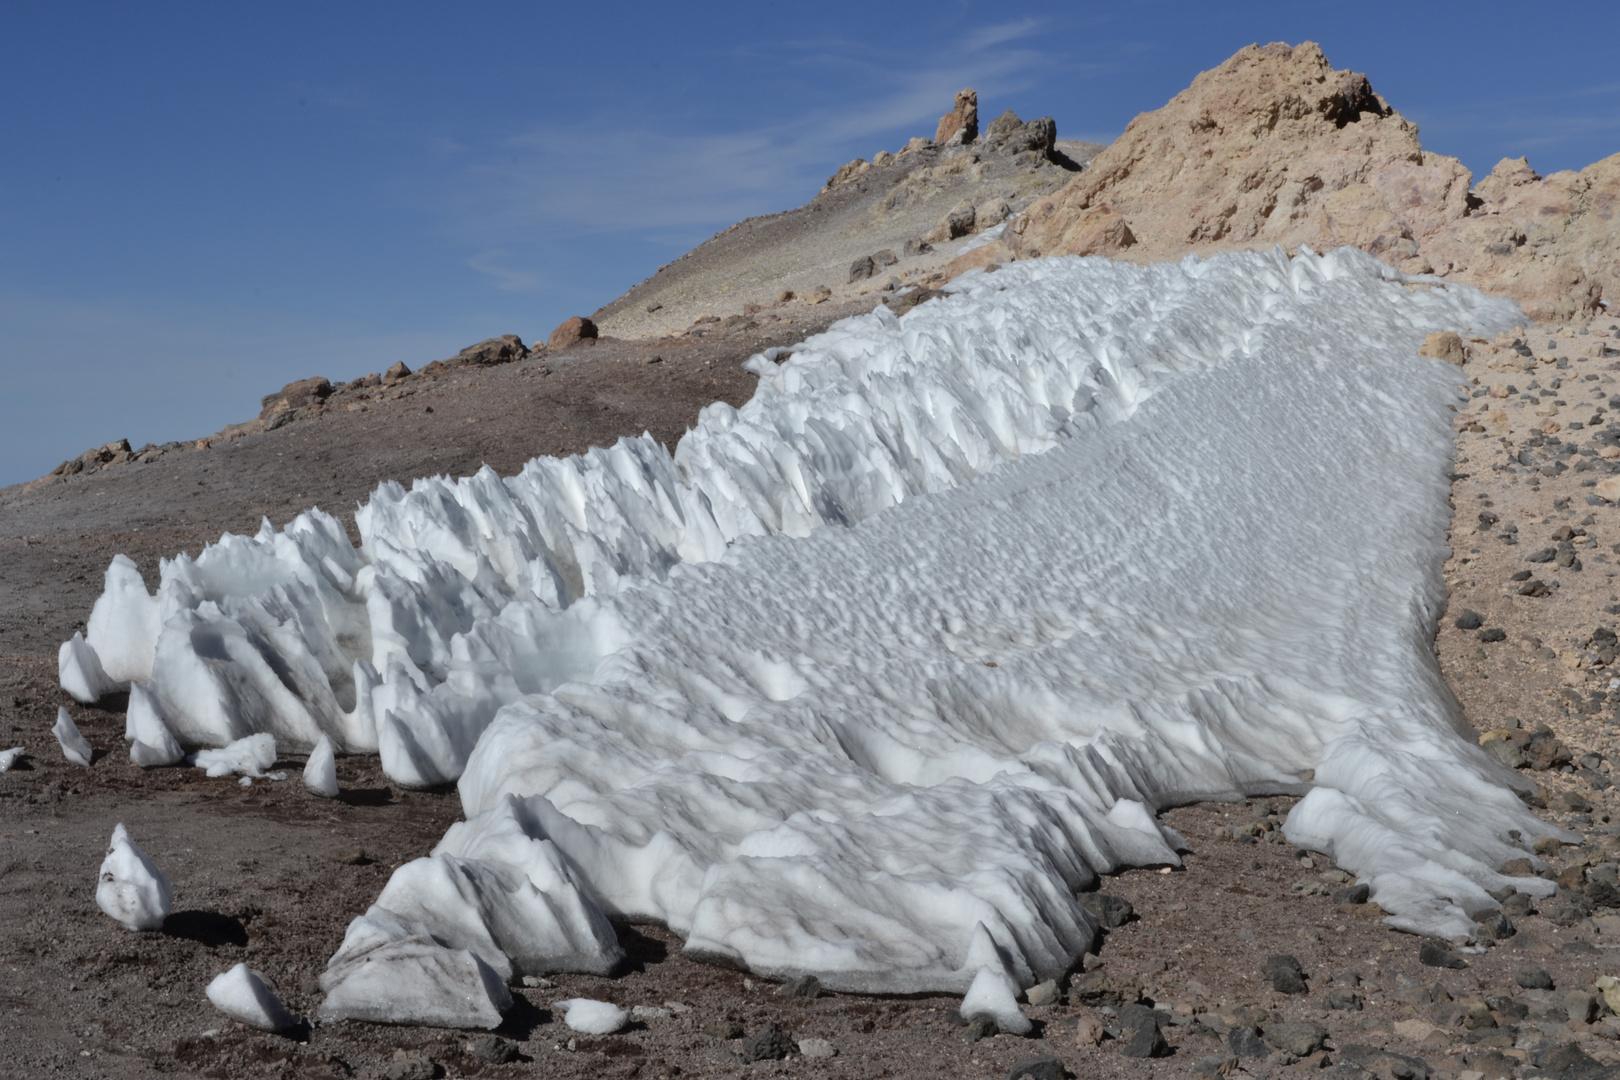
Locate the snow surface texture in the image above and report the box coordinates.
[63,248,1553,998]
[97,823,172,932]
[558,998,628,1034]
[205,964,300,1032]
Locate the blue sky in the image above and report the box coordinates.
[2,2,1617,487]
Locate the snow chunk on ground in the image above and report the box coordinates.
[96,823,171,931]
[304,734,339,797]
[53,707,93,766]
[127,684,183,767]
[0,747,22,771]
[194,733,277,777]
[960,963,1030,1035]
[317,920,511,1029]
[205,963,300,1031]
[557,998,627,1034]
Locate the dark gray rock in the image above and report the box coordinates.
[1333,883,1371,905]
[1475,912,1515,942]
[1542,1040,1601,1076]
[1264,1020,1328,1057]
[1264,954,1308,994]
[777,975,822,999]
[1194,1053,1239,1078]
[1527,547,1558,563]
[849,256,876,283]
[738,1022,796,1063]
[465,1035,519,1064]
[1121,1023,1169,1058]
[1454,610,1485,630]
[1079,893,1134,928]
[902,238,933,256]
[1418,941,1468,969]
[1006,1055,1065,1080]
[453,335,527,366]
[1229,1027,1269,1059]
[1338,1044,1432,1079]
[962,1015,998,1043]
[1328,986,1364,1010]
[1479,627,1508,642]
[872,249,898,267]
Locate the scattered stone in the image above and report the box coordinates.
[872,249,898,267]
[1329,986,1364,1010]
[1265,1020,1328,1057]
[1524,727,1572,771]
[383,1049,436,1080]
[1074,1014,1104,1046]
[1419,332,1467,365]
[902,238,933,256]
[631,1005,674,1021]
[738,1022,796,1063]
[1478,627,1507,643]
[1518,579,1551,598]
[1475,912,1515,942]
[452,335,526,366]
[465,1034,519,1064]
[1079,893,1135,928]
[1229,1027,1270,1059]
[1007,1056,1064,1080]
[886,288,946,315]
[1339,1044,1433,1080]
[798,1038,836,1059]
[777,975,822,999]
[925,200,977,243]
[1334,883,1372,905]
[645,301,662,312]
[703,1019,745,1040]
[808,285,832,304]
[962,1015,998,1042]
[1264,954,1308,994]
[546,316,599,349]
[1543,1041,1600,1076]
[1025,980,1062,1007]
[521,975,555,989]
[1454,610,1484,630]
[1564,991,1600,1024]
[849,255,876,283]
[327,847,366,865]
[1418,941,1468,969]
[1194,1052,1240,1078]
[384,361,411,380]
[1067,968,1143,1006]
[1122,1022,1170,1058]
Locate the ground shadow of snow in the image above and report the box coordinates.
[162,910,248,947]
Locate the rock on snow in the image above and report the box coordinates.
[96,823,172,932]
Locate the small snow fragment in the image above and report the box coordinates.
[58,632,116,704]
[96,823,172,931]
[194,733,276,778]
[126,685,182,767]
[303,734,339,798]
[266,771,286,781]
[0,747,23,771]
[960,964,1030,1035]
[53,707,93,766]
[558,998,627,1034]
[205,963,299,1031]
[238,776,253,787]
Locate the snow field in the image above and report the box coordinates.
[61,247,1547,1018]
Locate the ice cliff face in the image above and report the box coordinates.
[63,249,1553,993]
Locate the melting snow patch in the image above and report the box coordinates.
[317,927,512,1029]
[53,707,93,766]
[558,998,627,1034]
[205,963,300,1032]
[96,823,172,931]
[194,733,277,777]
[65,247,1551,997]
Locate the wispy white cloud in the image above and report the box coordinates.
[430,20,1057,294]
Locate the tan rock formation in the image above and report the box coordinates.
[935,88,978,146]
[1002,41,1615,322]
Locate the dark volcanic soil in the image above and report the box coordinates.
[7,312,1620,1080]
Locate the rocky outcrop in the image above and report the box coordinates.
[546,317,599,349]
[999,41,1615,321]
[450,335,527,366]
[935,88,978,146]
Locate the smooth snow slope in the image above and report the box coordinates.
[64,250,1552,990]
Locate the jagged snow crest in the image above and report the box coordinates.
[61,249,1551,989]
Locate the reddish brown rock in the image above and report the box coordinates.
[547,316,599,349]
[934,88,979,146]
[451,335,527,366]
[278,377,332,409]
[1006,41,1610,321]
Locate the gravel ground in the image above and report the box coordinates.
[6,310,1620,1080]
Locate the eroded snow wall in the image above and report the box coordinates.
[65,250,1550,979]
